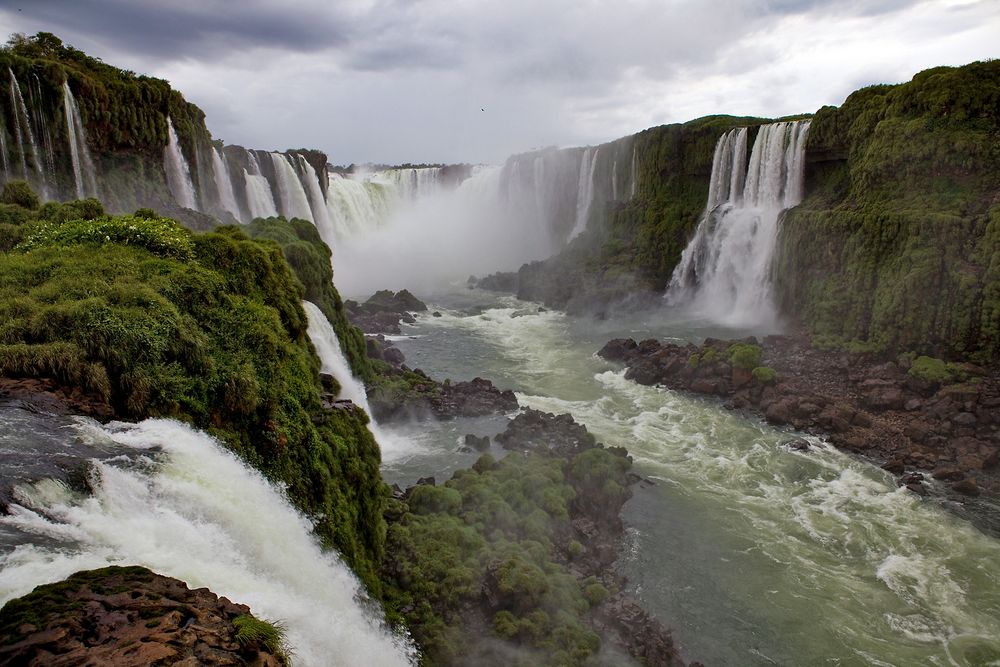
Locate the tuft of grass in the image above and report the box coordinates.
[752,366,778,384]
[233,614,289,660]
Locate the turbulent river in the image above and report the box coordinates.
[381,289,1000,667]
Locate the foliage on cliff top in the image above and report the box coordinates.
[245,216,373,381]
[0,189,386,593]
[775,60,1000,361]
[383,444,632,666]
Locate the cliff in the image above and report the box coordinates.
[773,61,1000,362]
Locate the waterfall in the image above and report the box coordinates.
[8,68,46,196]
[62,81,98,200]
[270,152,314,222]
[295,156,336,245]
[303,301,372,413]
[163,116,198,210]
[244,151,279,220]
[569,146,599,240]
[0,108,9,179]
[666,120,812,328]
[325,173,392,238]
[0,418,415,666]
[29,74,56,185]
[210,146,241,220]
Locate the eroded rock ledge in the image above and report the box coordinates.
[0,566,286,666]
[599,335,1000,501]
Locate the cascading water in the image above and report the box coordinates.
[295,156,336,245]
[667,120,811,328]
[0,416,415,666]
[28,74,56,185]
[210,146,241,220]
[569,147,600,240]
[62,81,98,200]
[163,116,198,210]
[325,173,393,238]
[0,108,9,179]
[270,152,314,222]
[243,151,279,220]
[8,68,46,196]
[302,301,372,412]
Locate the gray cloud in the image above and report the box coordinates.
[1,0,997,163]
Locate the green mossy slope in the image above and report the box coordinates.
[0,185,386,592]
[774,60,1000,361]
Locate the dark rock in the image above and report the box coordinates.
[416,476,436,486]
[495,409,598,456]
[319,372,338,393]
[464,434,491,451]
[931,467,966,481]
[788,439,811,451]
[952,412,978,426]
[382,346,406,366]
[0,566,284,666]
[432,311,442,317]
[882,459,905,474]
[952,478,981,496]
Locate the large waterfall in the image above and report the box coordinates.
[667,120,811,328]
[7,68,47,197]
[296,156,336,244]
[326,173,393,237]
[163,116,198,210]
[210,146,241,219]
[303,301,373,413]
[0,416,415,666]
[270,152,314,222]
[62,81,98,200]
[243,151,279,220]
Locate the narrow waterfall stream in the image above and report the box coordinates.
[163,116,197,210]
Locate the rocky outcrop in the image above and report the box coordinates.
[0,377,114,420]
[600,335,1000,504]
[369,368,518,422]
[0,566,286,666]
[345,290,428,334]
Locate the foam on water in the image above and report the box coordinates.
[0,419,415,666]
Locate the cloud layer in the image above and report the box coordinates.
[3,0,997,163]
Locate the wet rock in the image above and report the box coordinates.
[0,566,285,666]
[416,476,436,486]
[931,467,966,481]
[952,478,981,496]
[464,434,491,451]
[882,459,905,474]
[788,439,811,452]
[432,311,442,317]
[952,412,978,427]
[382,346,406,367]
[495,409,598,457]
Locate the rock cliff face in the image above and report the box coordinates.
[0,566,286,666]
[774,61,1000,362]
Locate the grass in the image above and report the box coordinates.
[233,614,290,662]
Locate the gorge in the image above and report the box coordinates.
[1,29,999,667]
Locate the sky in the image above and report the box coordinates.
[1,0,997,165]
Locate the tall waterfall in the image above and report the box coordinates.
[667,120,811,327]
[243,151,279,220]
[28,74,56,185]
[163,116,198,210]
[210,146,241,219]
[326,173,392,238]
[7,68,46,196]
[0,418,415,666]
[296,156,336,244]
[62,81,98,199]
[0,107,9,179]
[569,146,600,240]
[270,152,314,222]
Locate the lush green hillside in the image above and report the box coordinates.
[774,60,1000,361]
[0,184,386,592]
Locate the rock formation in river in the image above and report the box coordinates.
[0,566,287,666]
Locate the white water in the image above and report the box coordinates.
[296,156,336,245]
[395,295,1000,666]
[667,120,811,328]
[7,68,45,196]
[211,146,241,220]
[326,173,392,238]
[62,81,98,200]
[0,107,10,178]
[244,151,279,220]
[569,146,599,240]
[28,75,56,187]
[163,116,198,210]
[0,418,415,666]
[271,152,314,222]
[302,301,371,412]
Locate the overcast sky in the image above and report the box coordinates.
[2,0,997,164]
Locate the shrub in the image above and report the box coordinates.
[687,353,700,368]
[908,355,965,384]
[727,343,762,369]
[0,180,40,209]
[752,366,777,384]
[232,614,288,662]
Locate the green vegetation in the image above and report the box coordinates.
[774,60,1000,362]
[233,614,289,661]
[908,355,966,385]
[0,189,386,593]
[245,216,372,381]
[727,343,763,370]
[383,445,633,665]
[751,366,778,384]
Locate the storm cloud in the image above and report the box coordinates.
[1,0,996,163]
